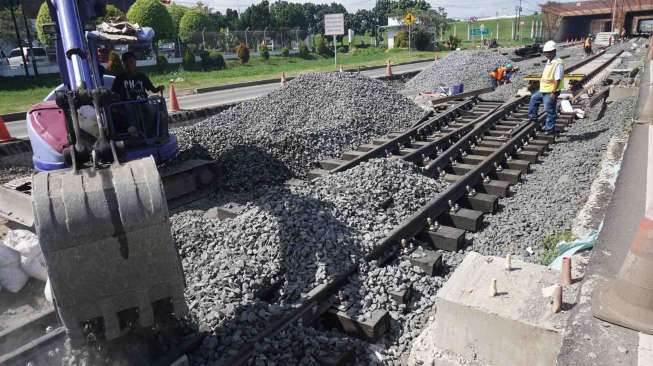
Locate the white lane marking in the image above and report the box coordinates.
[639,332,653,366]
[647,126,653,220]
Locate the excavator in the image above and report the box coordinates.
[8,0,204,347]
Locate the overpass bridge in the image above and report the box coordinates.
[541,0,653,41]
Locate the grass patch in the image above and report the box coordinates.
[0,48,436,115]
[539,230,575,265]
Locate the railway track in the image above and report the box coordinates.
[221,94,572,365]
[0,46,625,366]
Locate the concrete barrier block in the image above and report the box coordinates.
[409,251,573,366]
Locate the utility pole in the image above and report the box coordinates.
[611,0,617,32]
[517,0,522,40]
[496,11,499,41]
[8,0,29,76]
[20,2,38,75]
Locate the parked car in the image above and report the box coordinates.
[7,47,49,68]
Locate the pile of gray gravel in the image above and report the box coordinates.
[173,72,423,192]
[172,159,447,364]
[467,96,635,263]
[404,51,512,94]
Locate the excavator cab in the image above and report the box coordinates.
[29,0,188,346]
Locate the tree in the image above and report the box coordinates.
[270,1,305,29]
[126,0,174,42]
[179,10,212,44]
[240,0,272,29]
[0,2,27,47]
[35,2,53,46]
[96,4,125,23]
[348,9,379,37]
[167,3,188,37]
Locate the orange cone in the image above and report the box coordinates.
[385,60,392,77]
[169,83,180,113]
[280,72,288,87]
[0,116,12,142]
[593,218,653,334]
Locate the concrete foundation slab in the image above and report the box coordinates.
[409,252,576,366]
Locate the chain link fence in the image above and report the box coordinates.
[186,28,313,52]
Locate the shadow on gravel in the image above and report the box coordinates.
[261,185,362,304]
[561,128,609,143]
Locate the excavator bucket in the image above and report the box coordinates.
[32,156,188,345]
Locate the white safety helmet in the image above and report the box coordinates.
[543,40,557,52]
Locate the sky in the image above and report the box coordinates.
[169,0,570,20]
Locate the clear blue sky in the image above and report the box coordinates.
[172,0,580,21]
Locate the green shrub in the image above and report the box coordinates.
[281,47,290,57]
[198,50,211,69]
[298,42,310,58]
[183,49,196,69]
[156,55,169,73]
[538,231,574,265]
[126,0,174,42]
[236,43,250,64]
[448,35,461,50]
[316,36,331,56]
[208,51,226,69]
[36,3,54,47]
[259,43,270,61]
[107,50,124,75]
[394,30,409,48]
[179,10,212,44]
[413,28,432,51]
[337,46,347,54]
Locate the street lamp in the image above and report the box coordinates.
[245,27,249,47]
[264,26,268,47]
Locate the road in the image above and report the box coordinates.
[5,60,433,139]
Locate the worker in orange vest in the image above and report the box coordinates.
[489,63,517,88]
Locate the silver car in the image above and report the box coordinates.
[7,47,49,68]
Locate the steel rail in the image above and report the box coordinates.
[328,97,499,175]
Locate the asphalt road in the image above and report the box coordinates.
[5,60,433,138]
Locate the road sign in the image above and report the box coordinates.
[404,12,416,25]
[324,13,345,36]
[471,28,490,36]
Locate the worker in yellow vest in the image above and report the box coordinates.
[528,41,564,135]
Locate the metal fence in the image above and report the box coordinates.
[186,28,313,52]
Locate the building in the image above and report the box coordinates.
[383,17,420,49]
[541,0,653,41]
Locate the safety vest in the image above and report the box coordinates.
[540,58,564,93]
[490,67,506,81]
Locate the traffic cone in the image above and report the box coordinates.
[280,72,288,87]
[593,217,653,334]
[169,83,180,113]
[385,60,393,77]
[0,116,13,142]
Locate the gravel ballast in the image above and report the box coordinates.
[467,96,635,263]
[172,73,423,192]
[172,159,447,364]
[403,51,513,94]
